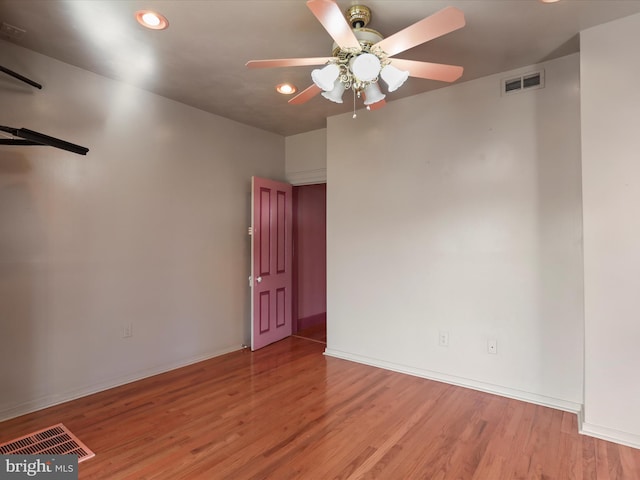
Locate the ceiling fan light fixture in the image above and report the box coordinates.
[311,63,340,91]
[363,82,385,105]
[351,53,381,82]
[321,80,346,103]
[380,64,409,92]
[135,10,169,30]
[247,1,466,111]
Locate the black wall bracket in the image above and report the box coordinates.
[0,65,42,89]
[0,126,89,155]
[1,64,89,155]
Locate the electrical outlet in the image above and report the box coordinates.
[487,338,497,354]
[122,323,133,338]
[439,330,449,347]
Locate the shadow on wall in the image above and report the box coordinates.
[532,56,583,401]
[0,151,33,174]
[0,151,41,417]
[0,74,39,96]
[539,35,579,63]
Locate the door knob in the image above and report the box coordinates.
[256,276,263,283]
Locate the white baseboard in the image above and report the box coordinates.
[324,348,582,413]
[578,406,640,450]
[0,345,242,423]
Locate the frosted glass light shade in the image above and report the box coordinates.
[351,53,381,82]
[381,64,409,92]
[311,64,340,91]
[363,82,385,105]
[321,80,346,103]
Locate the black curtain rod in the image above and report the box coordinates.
[0,139,42,146]
[1,67,89,155]
[0,65,43,89]
[0,126,89,155]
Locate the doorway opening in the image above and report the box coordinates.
[292,183,327,344]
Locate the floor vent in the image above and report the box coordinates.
[501,70,544,96]
[0,423,95,463]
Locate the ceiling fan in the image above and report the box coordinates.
[246,0,465,110]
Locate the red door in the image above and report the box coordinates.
[251,177,293,350]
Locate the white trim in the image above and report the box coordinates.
[578,406,640,450]
[286,168,327,185]
[324,348,582,413]
[577,404,585,430]
[0,345,241,422]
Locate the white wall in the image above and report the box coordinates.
[0,40,284,420]
[326,53,584,411]
[580,13,640,448]
[285,128,326,185]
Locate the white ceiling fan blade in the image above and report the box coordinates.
[374,7,465,58]
[246,57,332,69]
[391,59,463,82]
[307,0,361,50]
[288,84,322,105]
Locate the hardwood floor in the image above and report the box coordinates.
[1,337,638,479]
[293,321,327,344]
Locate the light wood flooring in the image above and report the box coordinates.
[1,337,639,479]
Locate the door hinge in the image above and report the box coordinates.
[248,226,253,236]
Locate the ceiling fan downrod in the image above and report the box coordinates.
[346,5,372,29]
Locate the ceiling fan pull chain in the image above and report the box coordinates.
[352,88,357,119]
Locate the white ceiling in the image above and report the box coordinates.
[1,0,640,136]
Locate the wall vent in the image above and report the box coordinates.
[501,70,545,96]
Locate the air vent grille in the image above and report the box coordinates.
[0,424,95,462]
[523,72,541,88]
[505,78,522,92]
[501,70,544,96]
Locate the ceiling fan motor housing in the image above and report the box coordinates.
[346,5,372,28]
[331,28,384,57]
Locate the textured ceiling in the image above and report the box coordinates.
[1,0,640,136]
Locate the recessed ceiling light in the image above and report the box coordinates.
[135,10,169,30]
[539,0,561,3]
[276,83,297,95]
